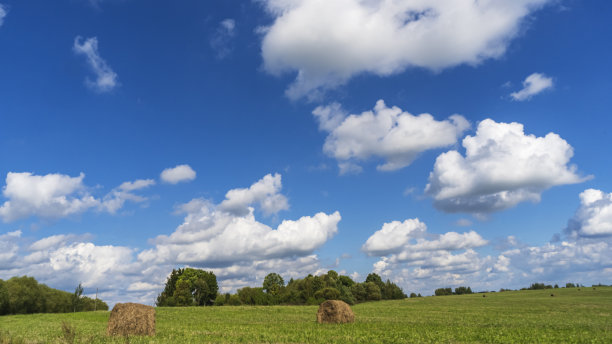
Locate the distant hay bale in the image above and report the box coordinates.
[316,300,354,324]
[482,294,486,298]
[550,294,555,297]
[107,303,155,337]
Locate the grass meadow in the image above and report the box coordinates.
[0,287,610,343]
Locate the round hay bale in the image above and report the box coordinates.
[107,302,155,336]
[316,300,354,324]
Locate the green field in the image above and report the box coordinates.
[1,287,611,343]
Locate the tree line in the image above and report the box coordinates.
[434,286,473,296]
[156,268,407,307]
[0,276,108,316]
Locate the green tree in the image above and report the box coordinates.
[314,287,340,300]
[364,282,381,301]
[263,273,284,296]
[0,279,10,315]
[72,283,83,312]
[350,283,366,302]
[173,279,193,306]
[157,268,218,307]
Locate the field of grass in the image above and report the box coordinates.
[1,287,611,343]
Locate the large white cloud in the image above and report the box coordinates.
[314,100,469,173]
[510,73,554,101]
[426,119,588,214]
[260,0,551,99]
[160,164,196,184]
[0,172,155,222]
[363,218,488,262]
[0,174,340,305]
[73,36,119,93]
[363,218,490,294]
[566,189,612,237]
[141,174,339,267]
[0,172,99,222]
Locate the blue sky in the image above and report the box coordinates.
[1,0,612,305]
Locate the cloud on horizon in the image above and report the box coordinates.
[0,173,341,306]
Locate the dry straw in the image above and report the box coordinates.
[107,302,156,336]
[316,300,355,324]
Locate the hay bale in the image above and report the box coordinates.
[316,300,354,324]
[107,303,155,336]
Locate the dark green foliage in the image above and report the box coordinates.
[364,282,381,301]
[566,283,576,288]
[350,283,367,302]
[435,288,453,296]
[157,268,219,307]
[237,287,274,305]
[215,270,406,306]
[527,283,553,290]
[72,283,83,312]
[454,286,473,295]
[314,287,340,300]
[0,276,108,315]
[262,273,284,296]
[410,292,417,298]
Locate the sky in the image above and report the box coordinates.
[1,0,611,306]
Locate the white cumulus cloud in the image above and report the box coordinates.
[160,164,196,184]
[0,172,157,222]
[566,189,612,237]
[510,73,554,101]
[260,0,551,99]
[0,172,99,222]
[219,173,289,216]
[73,36,119,93]
[140,174,339,267]
[426,119,588,214]
[314,100,469,173]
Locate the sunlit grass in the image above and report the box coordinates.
[1,287,610,343]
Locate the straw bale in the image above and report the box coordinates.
[107,302,155,336]
[316,300,354,324]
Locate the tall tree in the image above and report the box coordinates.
[263,273,284,296]
[72,283,83,312]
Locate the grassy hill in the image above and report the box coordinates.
[1,287,610,343]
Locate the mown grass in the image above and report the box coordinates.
[1,287,611,343]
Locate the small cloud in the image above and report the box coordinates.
[0,4,8,27]
[73,36,119,93]
[403,187,416,196]
[210,18,236,59]
[160,164,196,184]
[455,218,473,227]
[510,73,553,101]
